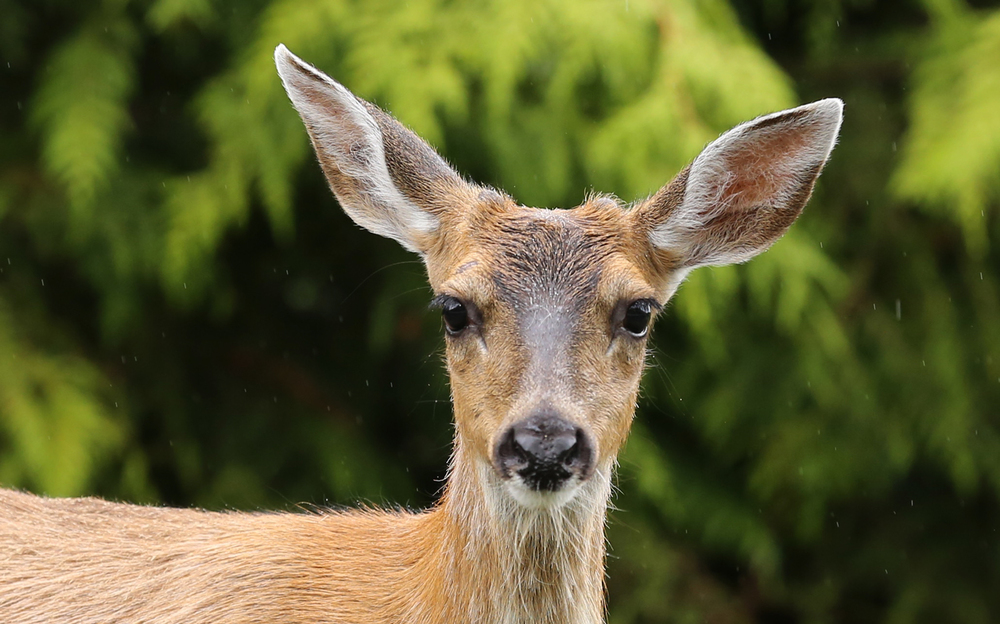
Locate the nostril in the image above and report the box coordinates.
[495,427,526,469]
[568,428,594,477]
[557,432,582,466]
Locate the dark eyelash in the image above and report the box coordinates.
[635,297,663,312]
[429,294,454,310]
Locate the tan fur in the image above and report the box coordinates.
[0,47,842,623]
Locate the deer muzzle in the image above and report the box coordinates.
[493,410,595,493]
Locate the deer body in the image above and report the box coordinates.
[0,478,603,623]
[0,46,842,623]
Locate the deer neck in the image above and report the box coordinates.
[401,443,610,624]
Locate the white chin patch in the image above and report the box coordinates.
[505,476,582,509]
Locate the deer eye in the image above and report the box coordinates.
[621,300,654,338]
[440,297,469,335]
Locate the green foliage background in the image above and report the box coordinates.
[2,0,999,621]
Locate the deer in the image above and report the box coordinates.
[0,45,842,624]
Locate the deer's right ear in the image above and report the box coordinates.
[275,45,472,254]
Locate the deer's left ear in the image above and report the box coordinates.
[633,99,843,271]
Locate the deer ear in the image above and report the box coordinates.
[634,99,843,270]
[275,45,473,254]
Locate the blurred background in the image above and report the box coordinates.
[1,0,999,621]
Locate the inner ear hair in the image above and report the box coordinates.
[275,45,473,254]
[641,98,843,269]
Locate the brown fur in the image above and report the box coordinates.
[0,47,841,624]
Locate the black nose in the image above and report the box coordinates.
[493,411,594,491]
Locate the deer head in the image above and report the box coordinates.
[275,44,842,515]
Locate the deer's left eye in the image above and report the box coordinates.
[621,300,653,338]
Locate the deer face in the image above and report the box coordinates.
[425,197,672,507]
[275,45,842,510]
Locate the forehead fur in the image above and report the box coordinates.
[435,196,641,306]
[491,207,620,305]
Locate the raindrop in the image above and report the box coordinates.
[895,299,901,320]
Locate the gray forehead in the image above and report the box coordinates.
[477,211,620,380]
[486,212,612,310]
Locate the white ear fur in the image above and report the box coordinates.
[275,44,438,253]
[650,98,843,267]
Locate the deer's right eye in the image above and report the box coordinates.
[441,298,469,335]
